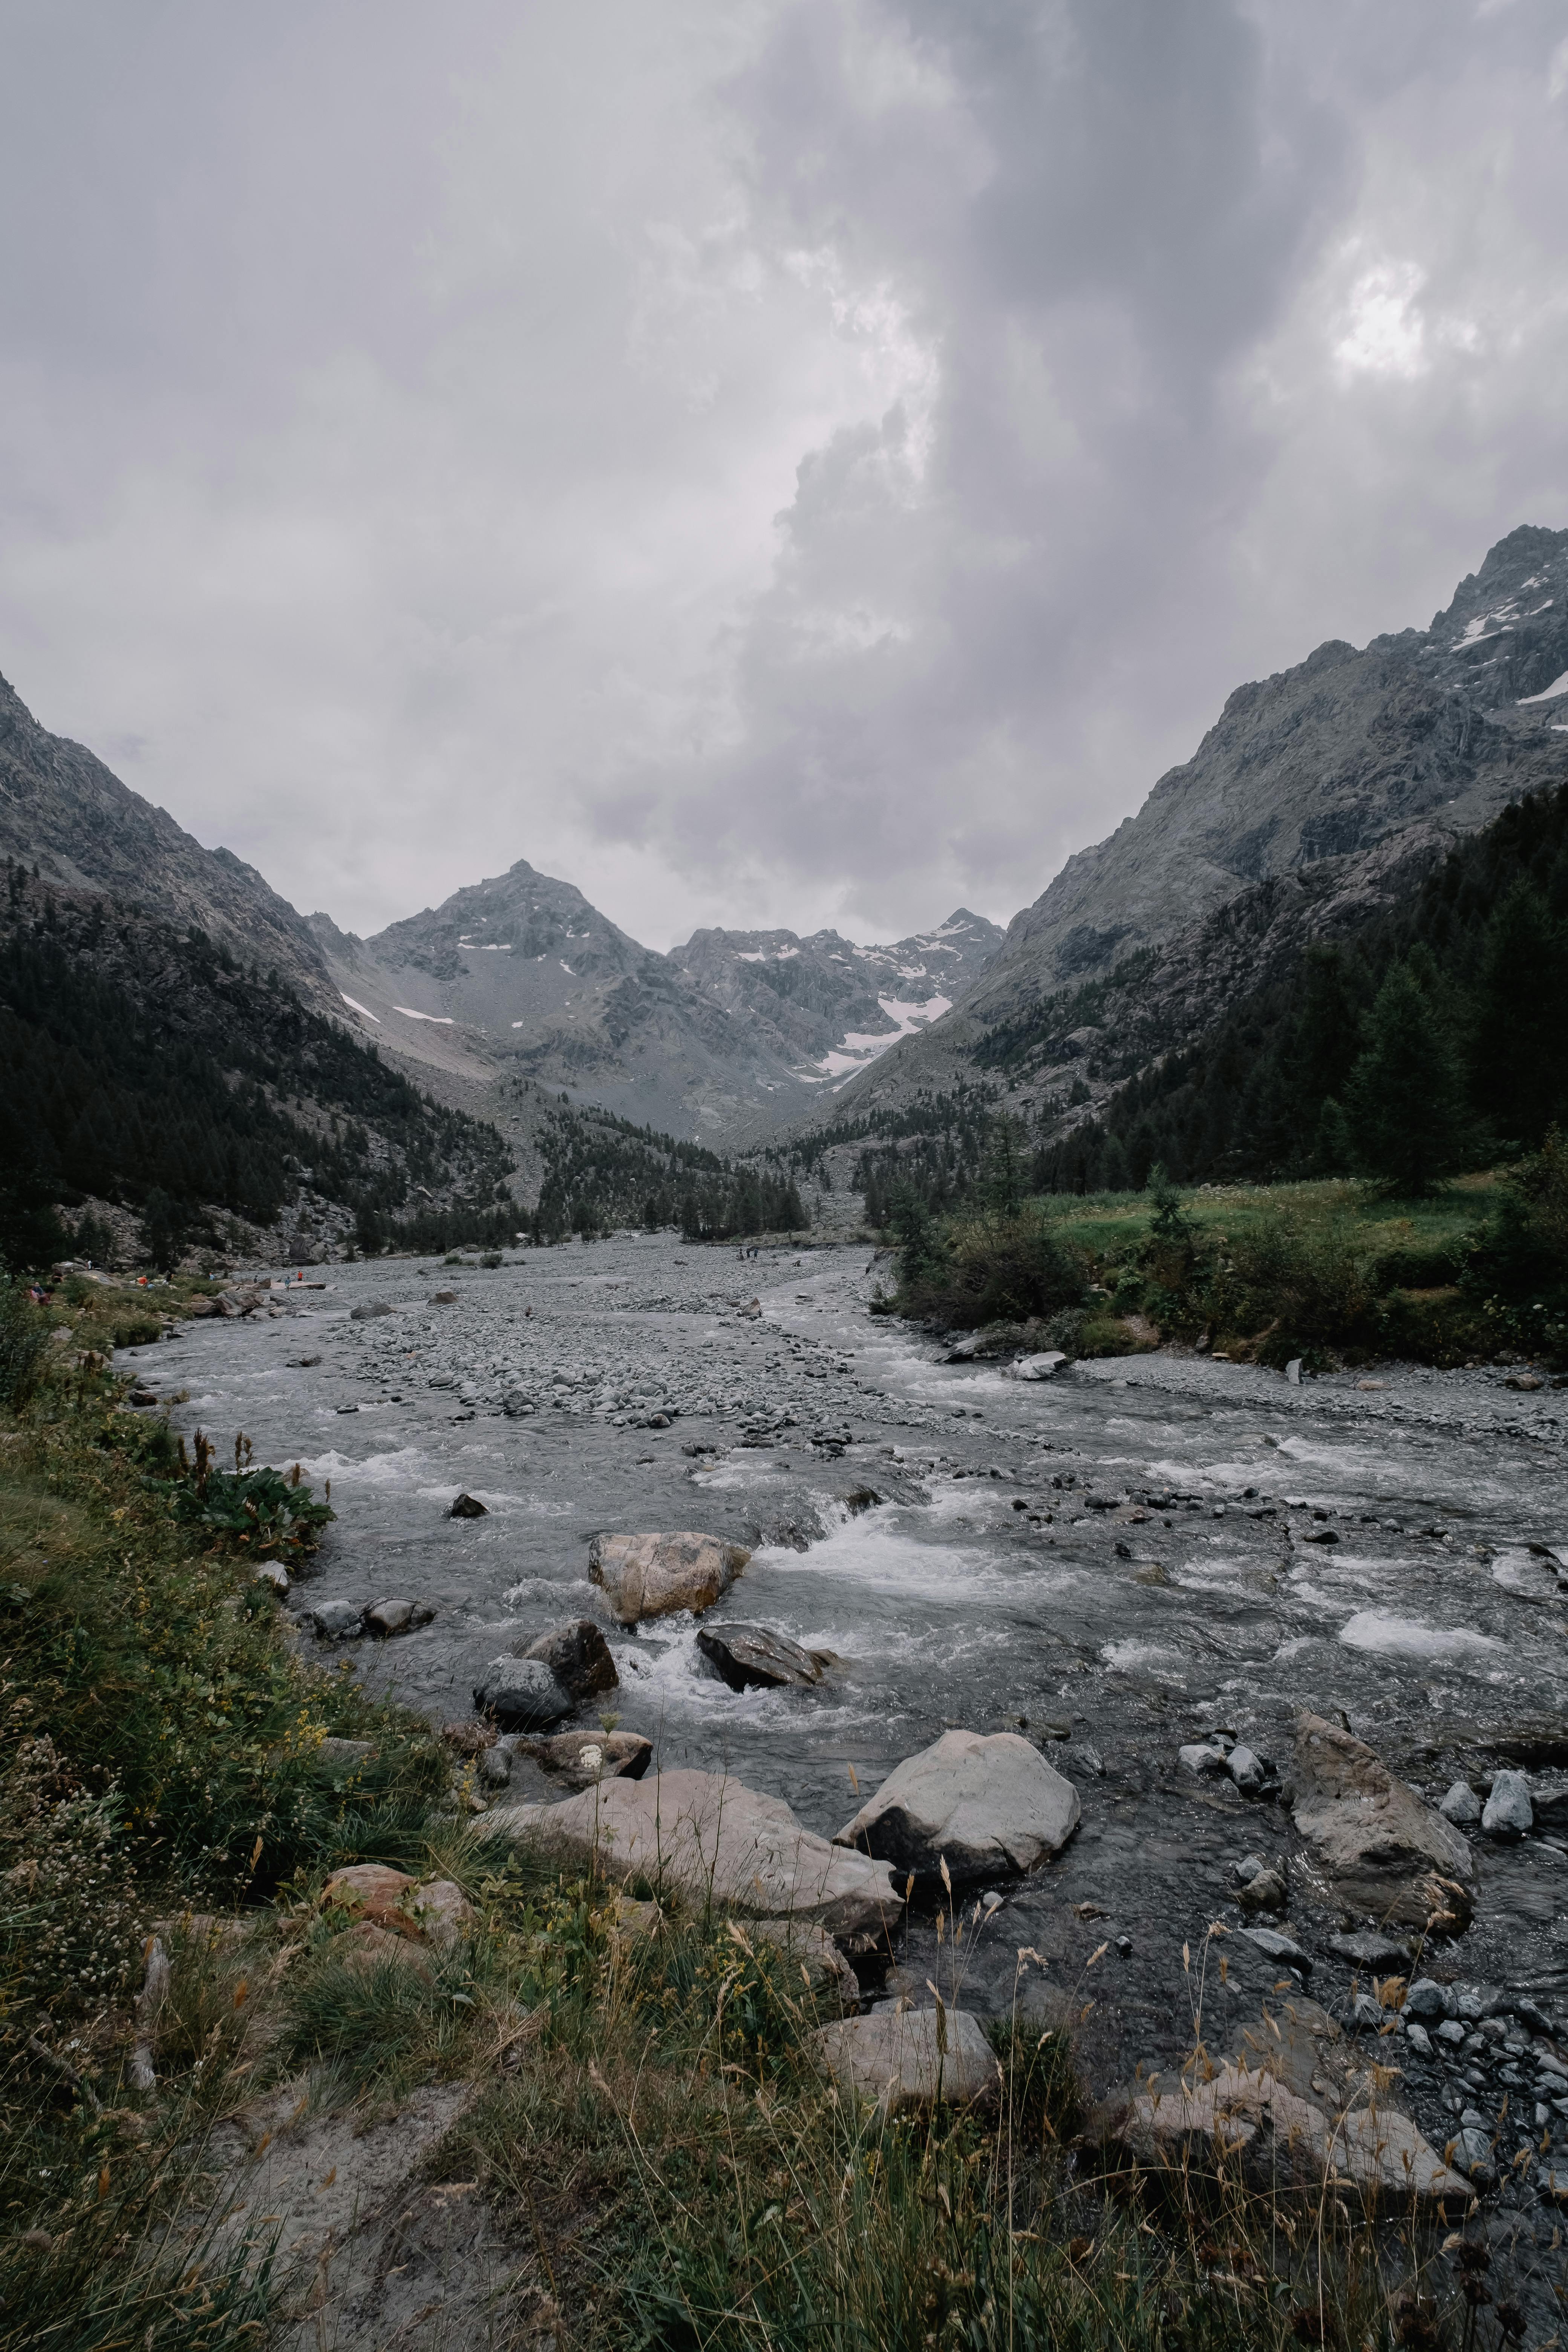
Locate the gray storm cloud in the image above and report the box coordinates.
[0,0,1564,948]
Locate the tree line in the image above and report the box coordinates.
[1034,780,1568,1195]
[0,865,515,1269]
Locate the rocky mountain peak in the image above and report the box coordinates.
[0,667,329,998]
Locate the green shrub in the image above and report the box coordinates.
[0,1282,49,1409]
[111,1311,162,1349]
[1370,1242,1461,1290]
[902,1207,1088,1330]
[146,1435,335,1562]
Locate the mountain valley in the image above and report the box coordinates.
[3,523,1567,1253]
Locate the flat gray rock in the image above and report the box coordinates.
[833,1727,1080,1888]
[1002,1351,1069,1381]
[811,2008,1001,2113]
[487,1769,903,1949]
[1115,2055,1467,2207]
[1328,1929,1410,1970]
[473,1656,573,1731]
[1242,1926,1311,1969]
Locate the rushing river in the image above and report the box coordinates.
[128,1234,1568,2167]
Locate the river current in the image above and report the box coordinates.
[127,1235,1568,2139]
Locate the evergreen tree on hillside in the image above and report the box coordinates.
[1344,951,1467,1193]
[1470,882,1568,1150]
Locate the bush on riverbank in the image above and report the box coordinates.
[885,1160,1568,1368]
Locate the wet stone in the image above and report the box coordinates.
[1482,1769,1534,1840]
[156,1233,1568,2148]
[473,1657,573,1730]
[365,1599,436,1637]
[299,1599,366,1640]
[449,1492,488,1519]
[1405,1980,1453,2023]
[523,1618,618,1701]
[1241,1927,1310,1971]
[697,1623,830,1691]
[515,1729,654,1790]
[1440,1778,1484,1827]
[1329,1929,1411,1969]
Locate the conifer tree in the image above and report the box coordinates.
[1470,882,1568,1148]
[1344,951,1465,1193]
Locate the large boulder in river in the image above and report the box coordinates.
[473,1657,574,1731]
[833,1729,1080,1889]
[1289,1713,1475,1928]
[524,1618,619,1701]
[697,1623,831,1691]
[487,1769,903,1950]
[588,1531,749,1625]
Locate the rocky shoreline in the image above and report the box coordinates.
[123,1232,1568,2330]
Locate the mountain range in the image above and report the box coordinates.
[3,521,1566,1195]
[310,878,1001,1139]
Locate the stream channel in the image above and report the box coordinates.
[129,1234,1568,2247]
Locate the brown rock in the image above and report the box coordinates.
[1289,1713,1475,1928]
[324,1864,421,1937]
[442,1719,498,1757]
[516,1729,652,1790]
[588,1531,749,1624]
[338,1920,432,1978]
[322,1864,472,1947]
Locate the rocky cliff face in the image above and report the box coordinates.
[0,670,332,1000]
[669,912,1002,1083]
[984,524,1568,1011]
[818,524,1568,1131]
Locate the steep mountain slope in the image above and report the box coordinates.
[0,669,332,1000]
[0,862,519,1268]
[814,524,1568,1138]
[310,864,1001,1140]
[671,912,1001,1083]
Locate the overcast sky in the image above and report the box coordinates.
[2,1,1565,951]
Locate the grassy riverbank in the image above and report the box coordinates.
[881,1155,1568,1370]
[1,1285,1473,2349]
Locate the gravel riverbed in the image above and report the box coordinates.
[126,1234,1568,2273]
